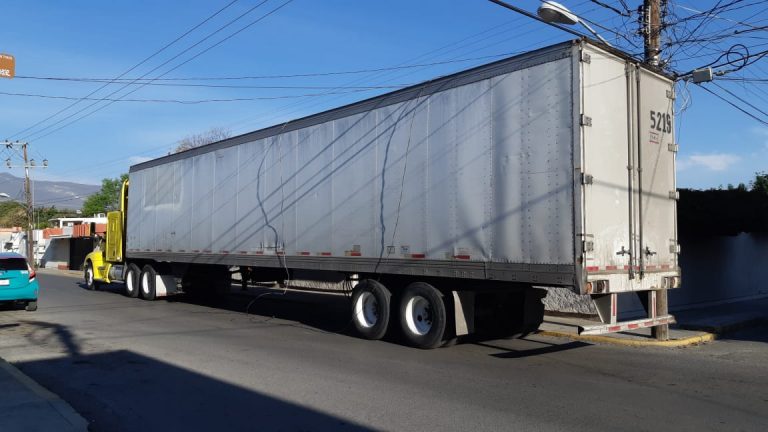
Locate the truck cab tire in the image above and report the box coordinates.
[351,280,391,341]
[140,265,157,301]
[125,263,141,298]
[84,262,98,291]
[398,282,446,349]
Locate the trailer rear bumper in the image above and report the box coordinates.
[579,314,675,335]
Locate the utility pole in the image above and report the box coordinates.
[641,0,670,340]
[3,140,48,268]
[642,0,662,66]
[22,143,33,266]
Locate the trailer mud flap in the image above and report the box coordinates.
[452,288,546,338]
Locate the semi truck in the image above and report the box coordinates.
[84,39,680,348]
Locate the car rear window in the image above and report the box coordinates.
[0,258,28,271]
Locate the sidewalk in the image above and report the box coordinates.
[539,296,768,347]
[0,358,88,432]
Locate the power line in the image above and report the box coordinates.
[25,0,295,143]
[697,83,768,126]
[7,0,242,140]
[0,88,383,104]
[12,53,522,82]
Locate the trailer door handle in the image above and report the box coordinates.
[644,247,657,257]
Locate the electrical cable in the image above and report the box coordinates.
[7,0,243,140]
[697,83,768,126]
[21,0,284,142]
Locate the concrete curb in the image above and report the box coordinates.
[677,317,768,336]
[537,329,718,348]
[0,359,89,431]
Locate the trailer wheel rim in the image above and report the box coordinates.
[405,295,432,336]
[141,273,150,294]
[126,271,134,293]
[354,291,379,328]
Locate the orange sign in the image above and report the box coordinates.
[0,54,15,79]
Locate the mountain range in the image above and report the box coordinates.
[0,172,100,210]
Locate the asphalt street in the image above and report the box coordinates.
[0,272,766,432]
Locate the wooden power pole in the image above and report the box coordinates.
[22,143,34,267]
[643,0,662,66]
[642,0,670,340]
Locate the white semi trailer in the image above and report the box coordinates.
[85,39,680,348]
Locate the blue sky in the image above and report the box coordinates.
[0,0,765,193]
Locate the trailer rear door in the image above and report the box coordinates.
[580,46,634,286]
[636,68,677,275]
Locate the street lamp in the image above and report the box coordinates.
[537,1,612,46]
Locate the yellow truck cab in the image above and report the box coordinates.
[83,180,128,292]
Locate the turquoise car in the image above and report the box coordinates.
[0,253,38,311]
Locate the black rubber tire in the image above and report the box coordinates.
[350,280,391,340]
[139,264,157,301]
[25,300,37,311]
[84,262,98,291]
[398,282,447,349]
[125,263,141,298]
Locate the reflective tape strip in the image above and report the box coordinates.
[579,315,675,335]
[320,252,332,256]
[411,253,425,259]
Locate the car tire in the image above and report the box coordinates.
[139,264,157,301]
[25,300,37,312]
[351,280,391,340]
[398,282,446,349]
[125,263,141,298]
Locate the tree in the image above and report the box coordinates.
[34,206,79,229]
[174,127,231,153]
[751,171,768,195]
[81,174,129,216]
[0,201,27,228]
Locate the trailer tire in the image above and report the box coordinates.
[84,262,98,291]
[398,282,446,349]
[125,263,141,298]
[139,265,157,301]
[351,280,391,340]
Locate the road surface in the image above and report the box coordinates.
[0,271,766,431]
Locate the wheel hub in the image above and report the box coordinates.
[355,291,379,328]
[405,296,432,336]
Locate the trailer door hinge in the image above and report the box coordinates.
[669,243,681,254]
[666,89,676,100]
[580,114,592,127]
[580,51,591,64]
[583,240,594,253]
[669,190,680,200]
[581,173,594,185]
[668,143,679,153]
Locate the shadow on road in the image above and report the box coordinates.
[7,314,370,431]
[17,348,372,432]
[72,276,587,352]
[475,339,590,358]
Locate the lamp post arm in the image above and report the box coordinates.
[578,19,612,46]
